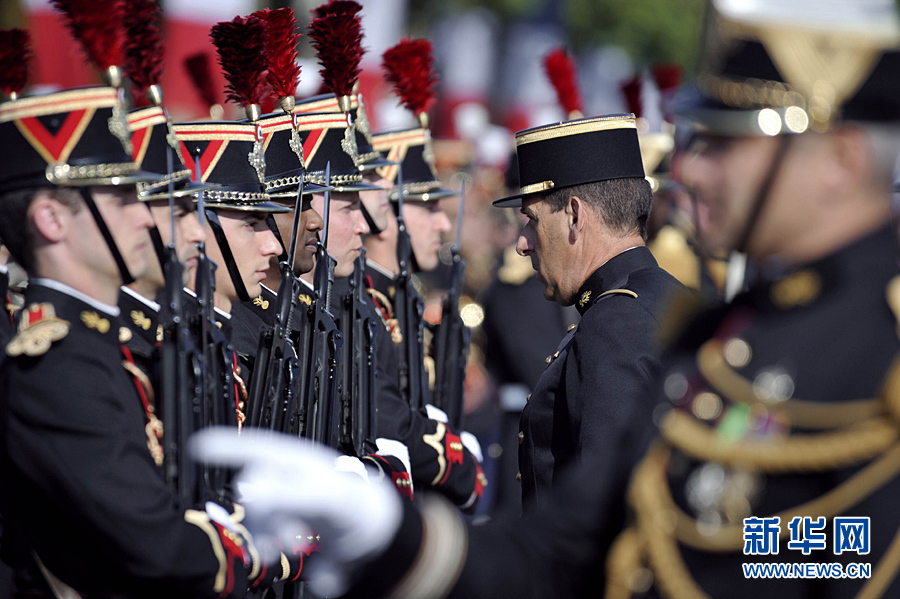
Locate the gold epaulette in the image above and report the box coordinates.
[6,303,69,357]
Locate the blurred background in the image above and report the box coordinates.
[0,0,705,518]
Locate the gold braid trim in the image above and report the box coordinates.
[697,339,884,429]
[605,527,650,599]
[661,410,898,472]
[630,444,711,599]
[652,443,900,553]
[627,442,900,599]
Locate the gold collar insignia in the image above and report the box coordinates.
[81,311,110,334]
[131,310,152,331]
[578,290,592,309]
[253,296,270,310]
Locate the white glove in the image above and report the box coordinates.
[191,428,402,596]
[425,403,449,423]
[460,431,483,464]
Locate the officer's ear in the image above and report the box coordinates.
[30,191,71,244]
[566,195,586,239]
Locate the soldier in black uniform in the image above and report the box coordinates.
[119,104,211,367]
[491,114,683,510]
[0,84,295,598]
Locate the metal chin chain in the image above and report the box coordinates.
[78,187,135,285]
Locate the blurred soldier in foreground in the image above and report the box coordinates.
[194,0,900,598]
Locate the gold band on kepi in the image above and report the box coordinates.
[128,106,214,201]
[493,114,645,208]
[173,122,288,214]
[0,87,162,193]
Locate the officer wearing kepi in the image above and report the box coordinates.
[493,114,684,510]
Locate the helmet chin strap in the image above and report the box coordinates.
[265,213,289,263]
[360,201,383,235]
[78,188,135,286]
[733,135,794,255]
[204,208,252,303]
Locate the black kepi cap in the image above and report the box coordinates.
[0,87,161,193]
[493,114,645,207]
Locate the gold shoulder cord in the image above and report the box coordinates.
[606,277,900,599]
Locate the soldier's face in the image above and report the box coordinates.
[204,210,282,301]
[311,191,369,278]
[404,200,452,272]
[681,133,811,257]
[272,196,324,276]
[73,185,155,284]
[359,175,392,233]
[146,199,207,287]
[516,197,573,304]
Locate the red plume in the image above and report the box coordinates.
[254,7,301,102]
[184,53,221,111]
[124,0,164,106]
[308,1,363,98]
[381,38,437,119]
[50,0,125,72]
[0,29,32,97]
[312,0,362,19]
[621,75,643,119]
[210,15,269,109]
[543,47,582,117]
[652,63,682,95]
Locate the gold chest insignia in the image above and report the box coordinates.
[80,311,110,334]
[771,269,821,309]
[578,290,592,309]
[6,303,70,357]
[253,296,270,310]
[131,310,152,331]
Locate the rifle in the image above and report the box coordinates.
[296,162,343,447]
[431,180,471,431]
[159,144,204,509]
[393,162,428,410]
[338,248,378,457]
[246,178,305,432]
[190,151,239,503]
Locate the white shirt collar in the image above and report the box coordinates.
[183,287,231,319]
[0,264,8,275]
[121,286,161,313]
[367,260,396,280]
[30,278,121,316]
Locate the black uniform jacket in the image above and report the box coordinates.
[0,282,276,598]
[348,226,900,599]
[519,246,683,509]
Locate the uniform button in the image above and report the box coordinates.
[567,324,577,332]
[517,432,524,444]
[515,472,522,483]
[545,355,552,365]
[526,393,531,402]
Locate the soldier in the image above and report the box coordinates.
[490,114,683,509]
[0,243,13,347]
[0,82,295,597]
[119,104,211,362]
